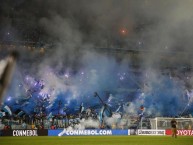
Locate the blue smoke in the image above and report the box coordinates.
[1,50,191,118]
[142,74,186,117]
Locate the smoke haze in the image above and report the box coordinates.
[1,0,193,117]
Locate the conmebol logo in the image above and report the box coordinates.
[13,130,38,136]
[58,129,112,136]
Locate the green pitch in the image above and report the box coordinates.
[1,136,193,145]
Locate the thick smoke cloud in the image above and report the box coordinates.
[1,0,193,118]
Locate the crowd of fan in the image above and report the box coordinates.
[0,114,78,130]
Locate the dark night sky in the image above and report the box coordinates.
[0,0,165,43]
[0,0,193,55]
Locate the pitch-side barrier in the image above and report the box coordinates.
[0,129,193,136]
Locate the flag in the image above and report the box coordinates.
[3,105,12,115]
[0,111,5,117]
[47,112,53,119]
[17,111,25,117]
[79,103,84,113]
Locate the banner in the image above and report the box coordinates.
[1,129,48,136]
[166,129,193,136]
[48,129,130,136]
[137,129,165,135]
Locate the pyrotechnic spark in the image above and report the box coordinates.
[7,97,11,101]
[64,74,69,78]
[120,28,128,36]
[81,72,84,75]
